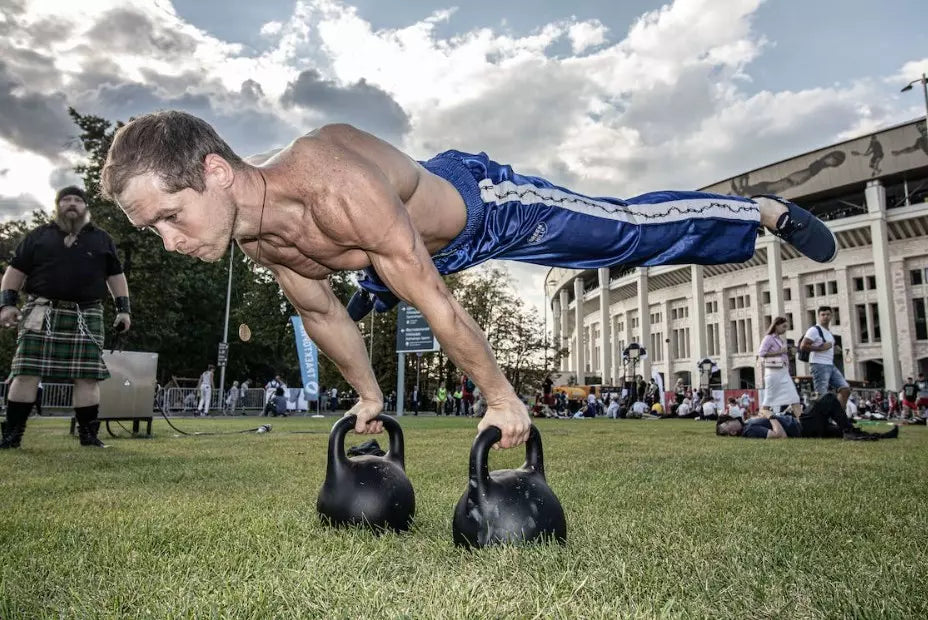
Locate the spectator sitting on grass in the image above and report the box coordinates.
[606,396,621,419]
[700,396,719,421]
[572,404,596,419]
[726,398,743,419]
[716,393,899,440]
[627,400,648,419]
[650,401,664,417]
[263,387,288,417]
[691,390,703,412]
[677,397,695,418]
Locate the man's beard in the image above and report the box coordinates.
[55,209,90,235]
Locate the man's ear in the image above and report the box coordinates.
[203,153,235,189]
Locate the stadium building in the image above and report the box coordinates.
[546,118,928,391]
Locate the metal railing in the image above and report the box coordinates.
[0,382,74,410]
[1,383,332,416]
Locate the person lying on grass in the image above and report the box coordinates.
[716,394,899,440]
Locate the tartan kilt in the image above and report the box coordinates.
[9,300,110,380]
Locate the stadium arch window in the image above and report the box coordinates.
[914,299,928,340]
[912,269,924,286]
[762,291,771,304]
[832,308,841,326]
[867,276,877,290]
[854,277,865,292]
[816,283,826,297]
[828,281,838,294]
[784,288,792,301]
[857,304,869,343]
[806,284,815,298]
[786,313,794,328]
[870,303,881,341]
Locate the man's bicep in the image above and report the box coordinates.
[366,230,451,320]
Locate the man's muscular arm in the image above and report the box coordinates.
[324,140,529,448]
[273,265,384,435]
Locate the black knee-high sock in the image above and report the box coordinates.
[74,404,99,426]
[5,401,32,427]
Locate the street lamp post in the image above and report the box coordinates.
[901,72,928,127]
[218,243,234,411]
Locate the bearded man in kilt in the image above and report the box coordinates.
[0,186,131,449]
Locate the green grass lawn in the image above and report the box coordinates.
[1,415,926,619]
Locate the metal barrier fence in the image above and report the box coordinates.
[0,382,74,410]
[1,383,331,415]
[161,387,269,414]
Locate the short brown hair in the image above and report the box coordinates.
[101,110,244,200]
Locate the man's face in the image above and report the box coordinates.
[57,194,88,220]
[118,172,233,263]
[818,310,832,326]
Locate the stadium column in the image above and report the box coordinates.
[662,299,672,382]
[717,287,731,387]
[552,294,561,371]
[637,268,651,380]
[559,288,570,372]
[865,179,902,389]
[751,279,764,388]
[834,266,859,381]
[598,268,612,385]
[574,277,586,385]
[792,273,809,377]
[890,257,915,378]
[764,235,785,318]
[690,265,707,362]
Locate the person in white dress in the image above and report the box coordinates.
[757,316,801,416]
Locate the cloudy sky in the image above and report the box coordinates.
[1,0,926,320]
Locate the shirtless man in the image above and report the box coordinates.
[101,111,837,449]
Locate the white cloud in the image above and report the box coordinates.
[260,20,283,37]
[567,20,608,55]
[0,0,925,317]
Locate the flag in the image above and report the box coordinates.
[291,316,319,400]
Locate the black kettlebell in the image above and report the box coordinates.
[452,425,566,548]
[316,414,415,532]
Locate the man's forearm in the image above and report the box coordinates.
[106,274,129,298]
[301,306,382,402]
[1,267,26,293]
[419,291,515,403]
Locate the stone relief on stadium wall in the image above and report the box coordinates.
[706,119,928,200]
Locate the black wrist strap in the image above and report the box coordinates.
[115,296,131,314]
[1,289,19,308]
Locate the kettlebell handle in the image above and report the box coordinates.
[469,425,545,500]
[327,414,406,473]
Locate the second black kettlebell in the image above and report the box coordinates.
[452,425,566,548]
[316,414,415,532]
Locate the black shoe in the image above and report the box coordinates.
[880,425,899,439]
[755,194,838,263]
[843,428,878,441]
[1,421,23,449]
[0,417,26,449]
[78,419,108,448]
[346,289,375,322]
